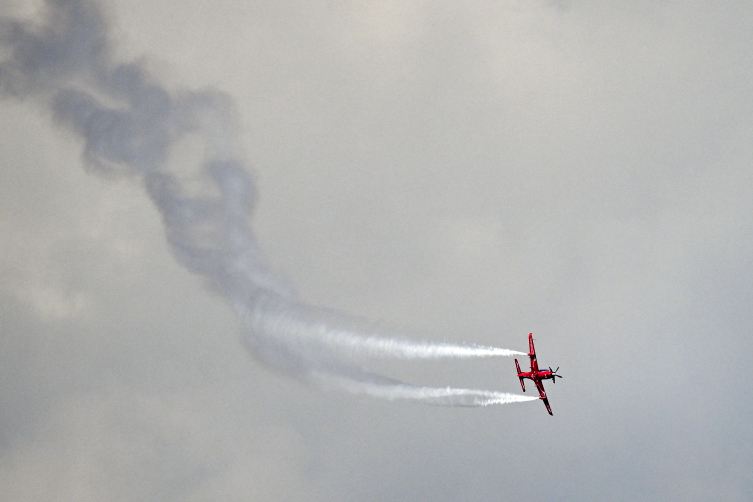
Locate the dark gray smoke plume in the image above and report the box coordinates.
[0,0,532,406]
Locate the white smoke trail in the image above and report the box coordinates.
[0,0,528,406]
[234,295,526,361]
[313,373,539,407]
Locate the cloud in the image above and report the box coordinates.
[2,0,753,500]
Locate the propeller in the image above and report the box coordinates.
[549,367,562,383]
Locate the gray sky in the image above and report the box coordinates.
[1,0,752,500]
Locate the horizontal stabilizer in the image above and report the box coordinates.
[514,359,525,391]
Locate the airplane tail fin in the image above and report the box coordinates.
[515,359,525,391]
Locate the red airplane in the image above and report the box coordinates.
[515,333,561,415]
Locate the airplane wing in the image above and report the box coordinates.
[528,333,536,361]
[535,380,553,416]
[528,333,539,373]
[541,396,553,416]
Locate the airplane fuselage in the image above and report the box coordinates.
[514,333,559,415]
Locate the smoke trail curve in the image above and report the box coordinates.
[0,0,528,406]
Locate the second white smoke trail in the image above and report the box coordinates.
[313,373,539,407]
